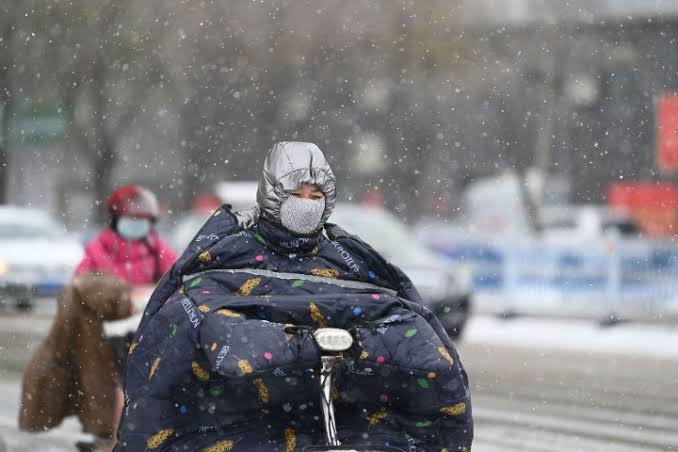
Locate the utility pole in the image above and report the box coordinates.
[534,69,555,206]
[0,103,6,204]
[0,23,10,204]
[526,26,559,232]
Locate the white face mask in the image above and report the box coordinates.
[280,196,326,235]
[117,216,152,240]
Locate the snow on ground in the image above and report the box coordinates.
[464,315,678,359]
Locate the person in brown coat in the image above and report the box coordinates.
[19,271,132,445]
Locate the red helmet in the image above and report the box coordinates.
[107,185,160,220]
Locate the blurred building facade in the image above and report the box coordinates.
[454,0,678,208]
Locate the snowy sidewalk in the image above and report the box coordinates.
[464,315,678,359]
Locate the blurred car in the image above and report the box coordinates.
[168,181,259,254]
[167,210,214,254]
[330,203,473,339]
[538,205,642,242]
[0,205,83,310]
[214,181,258,209]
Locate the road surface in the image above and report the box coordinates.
[0,302,676,451]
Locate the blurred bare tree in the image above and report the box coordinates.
[5,0,169,219]
[51,1,167,218]
[3,0,480,218]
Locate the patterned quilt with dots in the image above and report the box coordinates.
[115,206,473,452]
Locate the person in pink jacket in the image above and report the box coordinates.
[75,185,177,284]
[74,185,177,452]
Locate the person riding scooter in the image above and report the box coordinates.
[76,185,178,372]
[75,185,177,451]
[115,142,473,451]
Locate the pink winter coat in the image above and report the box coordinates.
[75,228,178,286]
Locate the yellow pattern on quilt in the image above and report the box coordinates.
[437,346,454,365]
[237,277,262,296]
[440,402,466,416]
[367,411,388,425]
[238,359,253,375]
[253,378,269,403]
[284,428,296,452]
[148,356,161,380]
[146,428,174,449]
[192,361,210,381]
[198,251,212,263]
[309,303,327,327]
[201,440,234,452]
[310,268,340,278]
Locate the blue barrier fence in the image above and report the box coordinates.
[429,236,678,319]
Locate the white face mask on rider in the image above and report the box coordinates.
[280,195,326,235]
[117,216,152,240]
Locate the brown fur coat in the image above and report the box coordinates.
[19,272,131,438]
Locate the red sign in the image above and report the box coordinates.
[656,94,678,171]
[609,182,678,237]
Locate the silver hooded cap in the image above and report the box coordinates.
[256,141,336,227]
